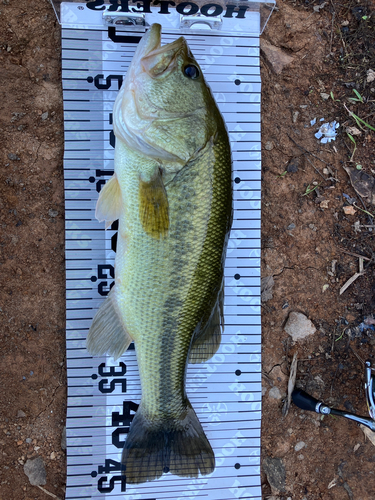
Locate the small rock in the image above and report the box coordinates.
[50,451,56,460]
[286,157,302,173]
[260,39,294,75]
[61,426,66,451]
[41,111,49,120]
[262,456,286,493]
[48,209,58,218]
[287,223,295,230]
[269,387,282,400]
[297,454,305,460]
[265,141,273,151]
[285,312,316,341]
[26,438,32,444]
[313,2,326,11]
[320,92,330,100]
[294,441,306,452]
[261,276,274,303]
[17,410,26,418]
[292,111,299,123]
[23,457,46,486]
[8,153,20,161]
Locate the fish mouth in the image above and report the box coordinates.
[137,25,186,78]
[135,23,162,61]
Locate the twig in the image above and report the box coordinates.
[37,486,62,500]
[286,134,331,166]
[328,11,336,56]
[282,351,298,417]
[339,249,371,261]
[303,154,327,181]
[339,257,365,295]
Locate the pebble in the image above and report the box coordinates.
[17,410,26,418]
[268,387,282,400]
[48,209,58,218]
[262,456,286,493]
[8,153,20,161]
[260,38,294,75]
[23,457,46,486]
[61,426,66,450]
[26,438,32,444]
[287,223,295,230]
[292,111,299,123]
[285,312,316,341]
[294,441,306,452]
[320,92,330,100]
[41,111,49,120]
[265,141,274,151]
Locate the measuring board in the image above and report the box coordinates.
[53,0,274,498]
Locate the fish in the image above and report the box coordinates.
[86,23,232,484]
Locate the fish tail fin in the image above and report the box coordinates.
[121,404,215,484]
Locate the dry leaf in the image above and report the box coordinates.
[343,166,375,205]
[346,126,361,136]
[343,205,356,215]
[367,69,375,83]
[360,424,375,446]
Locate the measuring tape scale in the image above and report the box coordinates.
[63,21,262,500]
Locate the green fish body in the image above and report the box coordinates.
[87,24,232,483]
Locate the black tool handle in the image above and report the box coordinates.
[292,389,320,412]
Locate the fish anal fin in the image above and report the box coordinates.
[189,282,224,364]
[122,404,214,484]
[95,173,122,227]
[139,169,169,239]
[86,288,132,360]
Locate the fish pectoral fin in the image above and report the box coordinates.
[139,168,169,239]
[189,280,224,364]
[86,288,132,360]
[95,173,122,228]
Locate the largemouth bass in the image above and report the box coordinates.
[87,24,232,484]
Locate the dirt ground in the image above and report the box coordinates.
[0,0,374,499]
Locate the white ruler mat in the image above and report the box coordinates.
[61,3,262,499]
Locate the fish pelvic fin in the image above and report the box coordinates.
[121,404,215,484]
[189,280,224,364]
[95,173,122,229]
[86,288,132,360]
[139,168,169,239]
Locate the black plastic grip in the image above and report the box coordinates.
[292,389,320,412]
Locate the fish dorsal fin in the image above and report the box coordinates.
[139,169,169,238]
[189,279,224,364]
[86,288,133,360]
[95,174,122,229]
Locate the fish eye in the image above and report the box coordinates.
[183,65,200,79]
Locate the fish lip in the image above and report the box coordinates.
[136,23,162,60]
